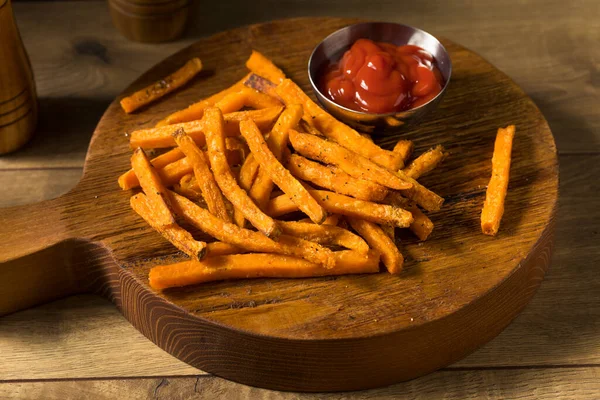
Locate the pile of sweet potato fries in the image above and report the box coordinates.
[118,51,447,290]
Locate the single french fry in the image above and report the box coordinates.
[130,194,206,260]
[149,250,381,290]
[275,79,402,170]
[278,220,369,253]
[169,191,334,267]
[130,106,283,149]
[156,72,251,126]
[268,189,413,228]
[203,107,280,238]
[240,119,326,224]
[396,169,445,212]
[348,218,403,274]
[121,58,203,114]
[286,154,388,202]
[205,241,245,257]
[131,147,174,226]
[243,73,279,98]
[481,125,515,236]
[119,148,184,190]
[245,50,286,84]
[403,145,446,179]
[234,154,260,227]
[214,87,282,114]
[249,104,304,210]
[289,129,411,191]
[393,140,414,167]
[384,192,435,241]
[173,129,230,222]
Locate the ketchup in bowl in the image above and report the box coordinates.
[319,38,444,114]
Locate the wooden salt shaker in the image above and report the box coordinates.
[107,0,190,43]
[0,0,38,154]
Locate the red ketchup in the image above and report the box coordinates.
[320,39,444,114]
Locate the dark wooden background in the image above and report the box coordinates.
[1,0,599,398]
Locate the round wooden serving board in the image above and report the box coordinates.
[0,17,558,392]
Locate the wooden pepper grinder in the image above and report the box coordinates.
[108,0,190,43]
[0,0,38,154]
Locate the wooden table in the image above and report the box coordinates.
[1,0,598,398]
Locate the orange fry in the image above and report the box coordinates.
[118,148,184,190]
[173,129,230,222]
[120,58,202,114]
[249,104,304,210]
[204,107,280,238]
[240,119,326,224]
[156,72,251,126]
[173,174,204,203]
[130,106,283,149]
[169,191,333,267]
[234,154,260,227]
[268,189,413,228]
[149,250,381,290]
[245,50,286,84]
[130,194,206,260]
[481,125,515,236]
[205,242,246,257]
[278,220,369,253]
[348,218,403,274]
[393,140,414,167]
[131,147,174,226]
[385,192,435,241]
[396,169,445,211]
[286,154,388,202]
[243,73,279,98]
[275,79,402,170]
[289,129,411,191]
[403,145,446,179]
[214,86,282,114]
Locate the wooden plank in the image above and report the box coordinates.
[3,0,597,171]
[0,169,81,208]
[1,368,599,399]
[0,155,596,380]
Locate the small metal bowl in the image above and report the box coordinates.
[308,22,452,135]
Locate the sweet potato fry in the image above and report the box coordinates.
[204,107,280,238]
[234,154,260,227]
[214,86,282,113]
[240,119,326,224]
[173,174,204,203]
[245,50,286,84]
[275,79,402,170]
[149,250,381,290]
[289,129,411,191]
[403,145,446,179]
[322,214,341,226]
[206,241,246,257]
[120,58,203,114]
[396,169,445,212]
[384,192,435,241]
[118,148,184,190]
[243,73,279,98]
[348,218,403,274]
[268,189,413,228]
[173,129,230,222]
[130,106,283,149]
[131,147,174,226]
[481,125,515,236]
[130,194,206,260]
[278,221,369,253]
[156,72,250,126]
[393,140,414,167]
[169,191,334,267]
[249,104,303,210]
[286,154,388,202]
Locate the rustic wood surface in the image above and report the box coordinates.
[1,0,598,397]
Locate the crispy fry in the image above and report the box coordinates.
[149,250,381,290]
[275,79,402,170]
[169,191,333,267]
[286,154,388,202]
[118,148,184,190]
[131,148,174,226]
[393,140,414,167]
[249,104,304,210]
[214,86,282,113]
[205,242,245,257]
[289,129,411,191]
[120,58,203,114]
[403,145,446,179]
[385,192,435,241]
[348,218,403,274]
[130,106,283,149]
[481,125,515,236]
[204,107,280,238]
[243,73,279,98]
[278,221,369,253]
[173,129,230,222]
[245,50,286,84]
[234,154,260,227]
[240,119,326,224]
[156,73,250,126]
[268,189,413,228]
[130,194,206,260]
[396,169,445,211]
